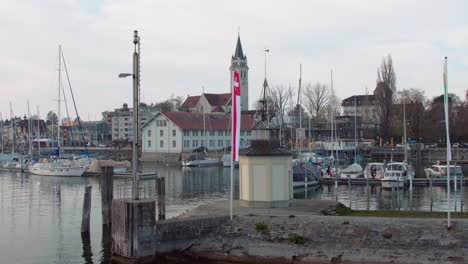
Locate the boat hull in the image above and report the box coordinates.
[182,159,219,167]
[29,166,86,177]
[381,180,405,190]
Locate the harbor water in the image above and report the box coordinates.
[0,162,467,263]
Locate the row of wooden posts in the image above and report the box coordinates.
[81,166,166,233]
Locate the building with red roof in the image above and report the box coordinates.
[141,111,257,162]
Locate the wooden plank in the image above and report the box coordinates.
[100,166,114,226]
[81,185,92,233]
[157,177,166,221]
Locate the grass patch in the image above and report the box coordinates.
[382,233,393,239]
[336,203,353,216]
[342,221,350,225]
[288,233,305,244]
[255,222,268,233]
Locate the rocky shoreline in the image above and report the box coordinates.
[157,201,468,264]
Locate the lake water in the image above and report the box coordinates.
[0,163,466,263]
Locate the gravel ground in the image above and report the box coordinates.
[175,200,468,264]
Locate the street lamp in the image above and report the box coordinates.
[119,30,140,200]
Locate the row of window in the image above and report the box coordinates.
[147,129,177,137]
[182,130,251,137]
[182,139,250,148]
[148,140,176,148]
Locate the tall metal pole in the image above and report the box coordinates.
[298,64,302,157]
[403,99,407,162]
[132,30,141,200]
[0,112,3,155]
[444,57,451,228]
[58,46,62,156]
[10,103,14,155]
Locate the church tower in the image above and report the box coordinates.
[230,35,249,110]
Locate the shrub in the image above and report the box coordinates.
[288,233,305,244]
[289,214,296,218]
[382,233,393,239]
[342,221,350,225]
[255,222,268,233]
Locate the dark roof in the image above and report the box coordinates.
[181,95,200,109]
[240,141,291,156]
[211,106,225,113]
[203,93,231,106]
[233,35,245,59]
[161,112,257,130]
[341,95,375,106]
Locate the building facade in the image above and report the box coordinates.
[141,112,257,161]
[341,95,379,124]
[104,103,158,143]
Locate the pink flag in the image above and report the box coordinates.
[232,72,241,161]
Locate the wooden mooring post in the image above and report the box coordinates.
[157,176,166,221]
[100,166,114,226]
[81,185,92,233]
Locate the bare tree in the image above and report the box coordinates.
[270,85,290,127]
[377,54,397,96]
[375,54,397,141]
[303,82,329,120]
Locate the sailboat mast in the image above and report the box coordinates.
[37,106,41,155]
[330,69,334,159]
[354,96,357,162]
[298,64,302,156]
[57,45,62,155]
[0,112,3,155]
[289,85,293,151]
[403,99,407,162]
[27,100,32,156]
[10,102,14,155]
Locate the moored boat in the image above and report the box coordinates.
[424,164,463,179]
[381,162,414,190]
[364,162,385,180]
[340,163,363,179]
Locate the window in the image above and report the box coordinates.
[209,130,215,136]
[241,131,244,136]
[209,139,215,147]
[247,131,251,136]
[218,140,223,147]
[183,130,189,136]
[148,140,151,147]
[218,130,223,136]
[172,140,176,148]
[200,130,204,137]
[193,130,198,136]
[160,140,164,148]
[240,139,244,146]
[172,130,176,137]
[225,139,230,146]
[160,130,164,137]
[148,130,152,137]
[184,140,189,148]
[192,140,198,147]
[201,140,205,146]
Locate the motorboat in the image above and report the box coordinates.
[182,151,219,167]
[293,162,322,189]
[424,164,463,179]
[340,163,363,179]
[222,154,239,167]
[364,162,385,180]
[381,162,414,189]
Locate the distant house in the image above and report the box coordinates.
[341,95,379,124]
[141,111,257,162]
[181,93,232,113]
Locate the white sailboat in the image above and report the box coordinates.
[29,46,86,177]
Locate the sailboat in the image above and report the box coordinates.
[341,96,363,178]
[29,46,86,177]
[182,104,219,167]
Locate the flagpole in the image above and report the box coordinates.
[444,56,451,228]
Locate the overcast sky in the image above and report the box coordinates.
[1,0,467,120]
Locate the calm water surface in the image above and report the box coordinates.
[0,162,466,263]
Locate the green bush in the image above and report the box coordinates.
[289,214,296,218]
[336,203,353,216]
[342,221,350,225]
[382,233,393,239]
[255,222,268,233]
[288,233,305,244]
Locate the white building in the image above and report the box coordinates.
[104,103,158,143]
[341,95,379,124]
[141,112,257,162]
